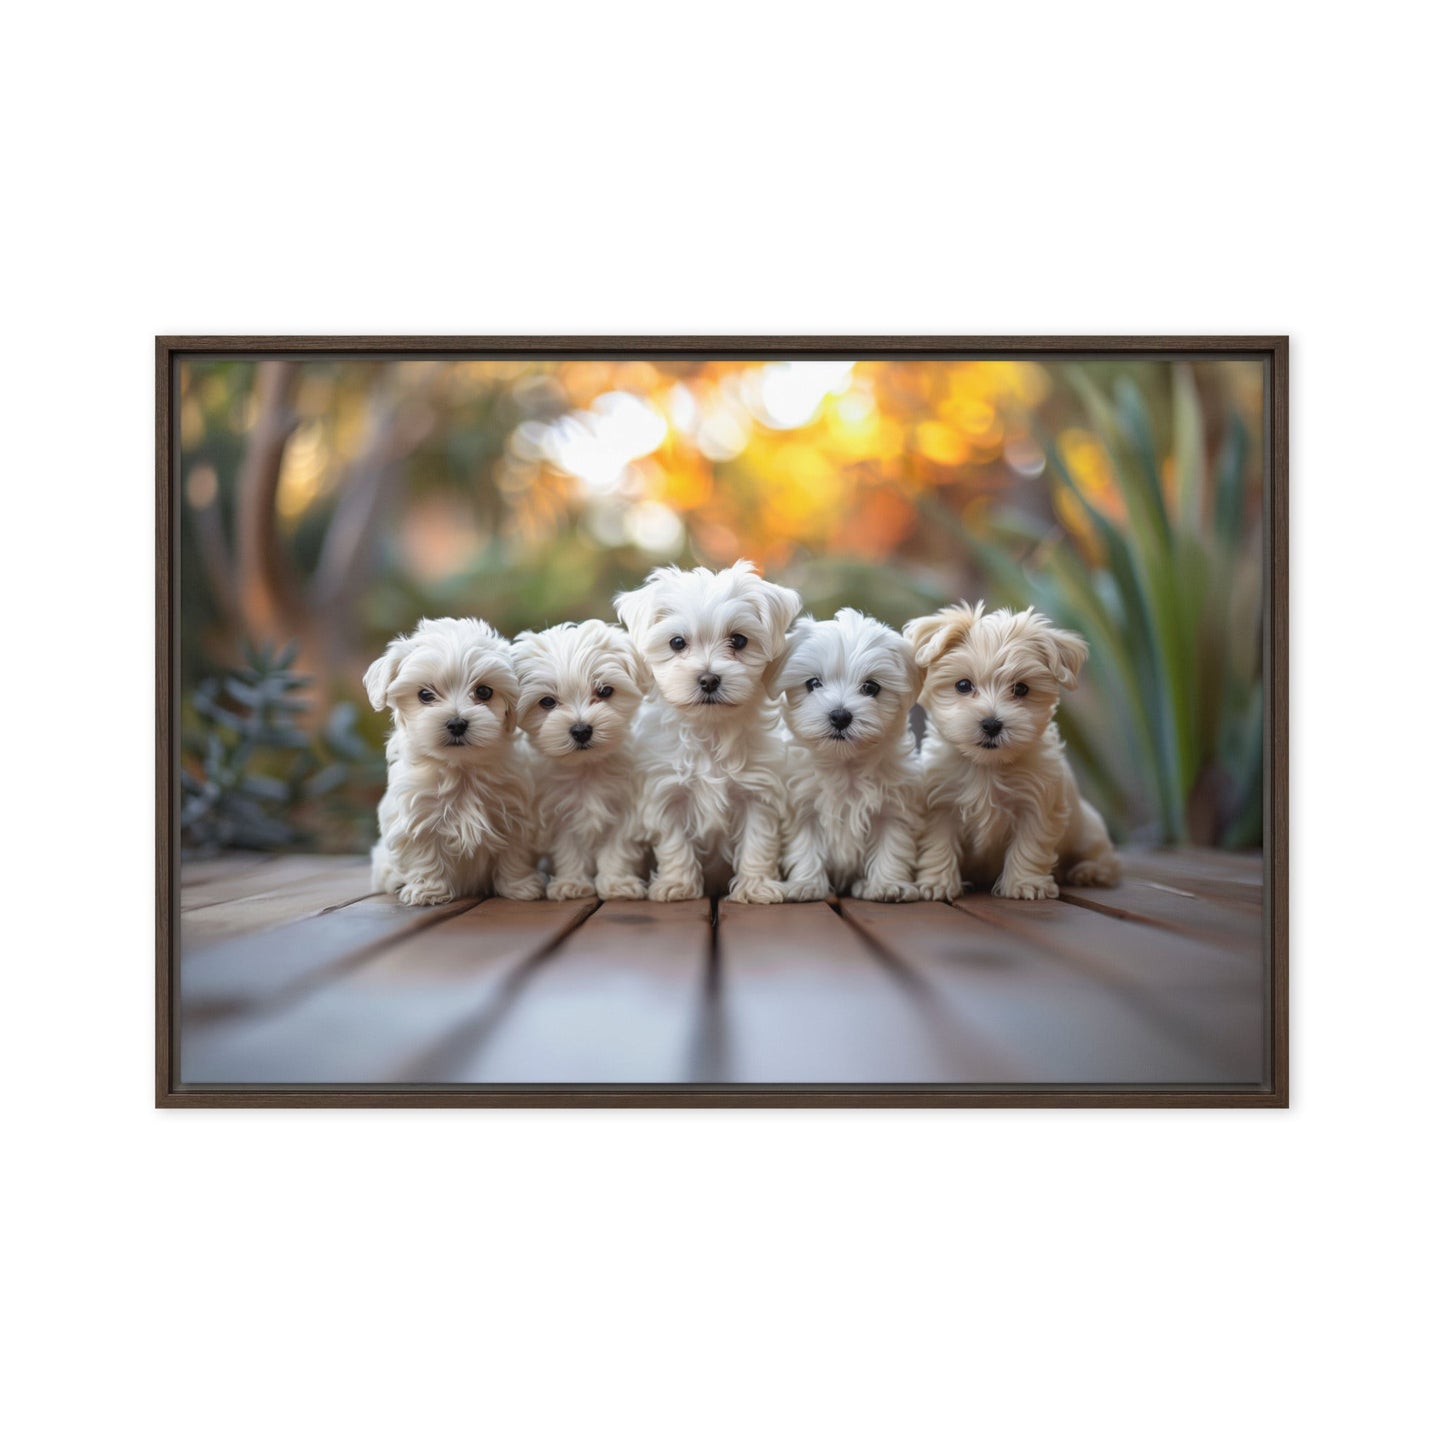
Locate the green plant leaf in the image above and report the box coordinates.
[1172,362,1207,531]
[1214,412,1248,548]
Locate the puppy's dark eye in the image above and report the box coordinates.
[669,636,687,652]
[595,685,614,699]
[729,633,748,651]
[1012,682,1030,698]
[538,696,557,711]
[805,678,822,692]
[418,688,436,703]
[861,680,881,697]
[473,684,493,702]
[956,679,974,695]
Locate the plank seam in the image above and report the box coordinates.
[946,899,1260,1077]
[394,900,604,1083]
[1055,889,1249,944]
[184,898,483,1025]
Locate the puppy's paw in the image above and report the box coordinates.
[728,877,787,905]
[596,874,648,900]
[398,879,454,908]
[497,873,546,901]
[649,874,704,903]
[915,874,964,902]
[1066,855,1122,888]
[546,877,597,901]
[853,878,920,904]
[997,875,1059,901]
[783,875,831,903]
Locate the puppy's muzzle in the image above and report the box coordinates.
[445,716,469,744]
[569,723,593,748]
[978,716,1004,748]
[698,672,721,695]
[828,707,854,736]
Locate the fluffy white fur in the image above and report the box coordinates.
[775,608,922,902]
[905,602,1121,901]
[363,617,543,906]
[512,619,651,901]
[615,559,802,903]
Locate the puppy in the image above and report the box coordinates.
[512,619,651,901]
[905,602,1121,900]
[774,608,922,902]
[363,617,544,906]
[615,559,802,903]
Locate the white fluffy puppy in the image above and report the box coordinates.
[512,619,650,901]
[906,602,1121,901]
[774,608,922,902]
[615,559,802,903]
[363,617,544,906]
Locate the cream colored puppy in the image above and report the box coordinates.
[512,619,650,901]
[774,608,922,902]
[906,602,1121,900]
[364,617,543,906]
[615,559,802,903]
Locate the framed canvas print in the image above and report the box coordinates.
[157,336,1287,1107]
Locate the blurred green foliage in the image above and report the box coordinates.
[180,641,377,856]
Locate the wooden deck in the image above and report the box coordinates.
[172,850,1271,1093]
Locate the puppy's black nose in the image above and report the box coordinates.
[698,672,721,694]
[829,707,854,731]
[981,717,1003,738]
[446,717,469,738]
[569,723,593,744]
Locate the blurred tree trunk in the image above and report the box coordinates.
[236,360,302,641]
[311,364,438,665]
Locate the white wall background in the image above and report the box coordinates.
[4,3,1439,1441]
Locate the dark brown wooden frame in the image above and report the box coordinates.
[156,336,1288,1108]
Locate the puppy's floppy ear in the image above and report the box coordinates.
[764,615,814,697]
[747,568,804,655]
[509,629,541,680]
[493,652,522,734]
[610,627,650,692]
[613,576,661,645]
[1038,622,1089,690]
[362,632,415,711]
[899,646,924,708]
[903,603,981,674]
[491,647,525,734]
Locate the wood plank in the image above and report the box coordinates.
[714,901,996,1083]
[439,900,713,1084]
[1058,878,1263,947]
[180,853,362,911]
[169,847,1270,1092]
[1158,845,1264,881]
[951,894,1267,1083]
[1123,848,1264,906]
[180,899,597,1085]
[180,894,479,1022]
[180,863,378,948]
[178,852,279,891]
[841,899,1237,1084]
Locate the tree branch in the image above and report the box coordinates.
[235,359,301,641]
